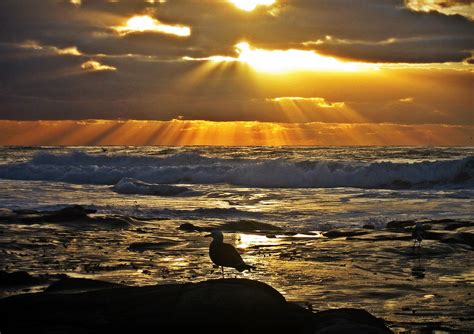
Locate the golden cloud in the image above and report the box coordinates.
[81,60,117,71]
[114,15,191,37]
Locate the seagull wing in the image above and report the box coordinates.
[211,242,245,268]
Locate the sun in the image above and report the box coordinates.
[228,0,276,11]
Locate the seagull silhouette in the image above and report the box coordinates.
[206,230,255,278]
[412,222,426,249]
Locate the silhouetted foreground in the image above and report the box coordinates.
[0,277,391,334]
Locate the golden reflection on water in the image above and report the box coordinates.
[235,234,281,249]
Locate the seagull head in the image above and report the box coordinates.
[205,230,224,242]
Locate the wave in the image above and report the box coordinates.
[111,178,193,196]
[0,151,472,189]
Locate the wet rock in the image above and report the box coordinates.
[0,209,16,221]
[1,205,133,227]
[443,221,472,231]
[439,227,474,247]
[127,240,184,252]
[346,231,412,242]
[0,271,40,286]
[323,229,369,239]
[178,222,203,232]
[220,220,283,232]
[386,220,416,230]
[45,277,124,293]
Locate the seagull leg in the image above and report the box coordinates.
[221,266,224,279]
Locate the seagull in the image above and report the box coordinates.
[412,222,426,249]
[206,230,255,278]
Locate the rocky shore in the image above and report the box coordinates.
[0,276,391,334]
[1,205,473,332]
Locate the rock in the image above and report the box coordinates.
[346,231,412,242]
[443,222,472,231]
[220,220,283,232]
[1,205,133,227]
[0,209,15,221]
[0,278,316,333]
[127,240,184,252]
[45,277,124,293]
[439,227,474,247]
[362,224,375,229]
[178,222,203,232]
[0,271,40,286]
[386,220,416,230]
[0,278,393,333]
[309,308,392,334]
[323,229,369,239]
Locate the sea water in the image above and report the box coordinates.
[0,146,472,231]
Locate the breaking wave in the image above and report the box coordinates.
[0,151,472,189]
[111,178,194,196]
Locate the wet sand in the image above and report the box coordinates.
[1,207,473,333]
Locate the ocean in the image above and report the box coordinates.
[0,146,473,229]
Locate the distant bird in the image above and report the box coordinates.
[206,230,255,277]
[412,222,426,249]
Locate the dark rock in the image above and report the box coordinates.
[220,220,283,232]
[363,224,375,229]
[178,222,203,232]
[11,209,39,215]
[3,278,393,333]
[439,228,474,247]
[2,205,132,227]
[443,222,472,231]
[0,278,316,333]
[309,308,392,334]
[127,240,183,252]
[0,278,394,333]
[0,271,40,286]
[347,231,412,242]
[45,277,124,293]
[323,229,369,239]
[386,220,416,230]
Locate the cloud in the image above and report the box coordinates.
[228,0,276,12]
[267,97,345,108]
[81,60,117,71]
[405,0,474,20]
[113,15,191,37]
[17,40,83,56]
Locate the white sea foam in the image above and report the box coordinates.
[0,151,472,189]
[112,177,193,196]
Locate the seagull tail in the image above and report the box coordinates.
[237,263,256,272]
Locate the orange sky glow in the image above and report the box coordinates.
[1,120,472,146]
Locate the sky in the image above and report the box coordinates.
[0,0,473,145]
